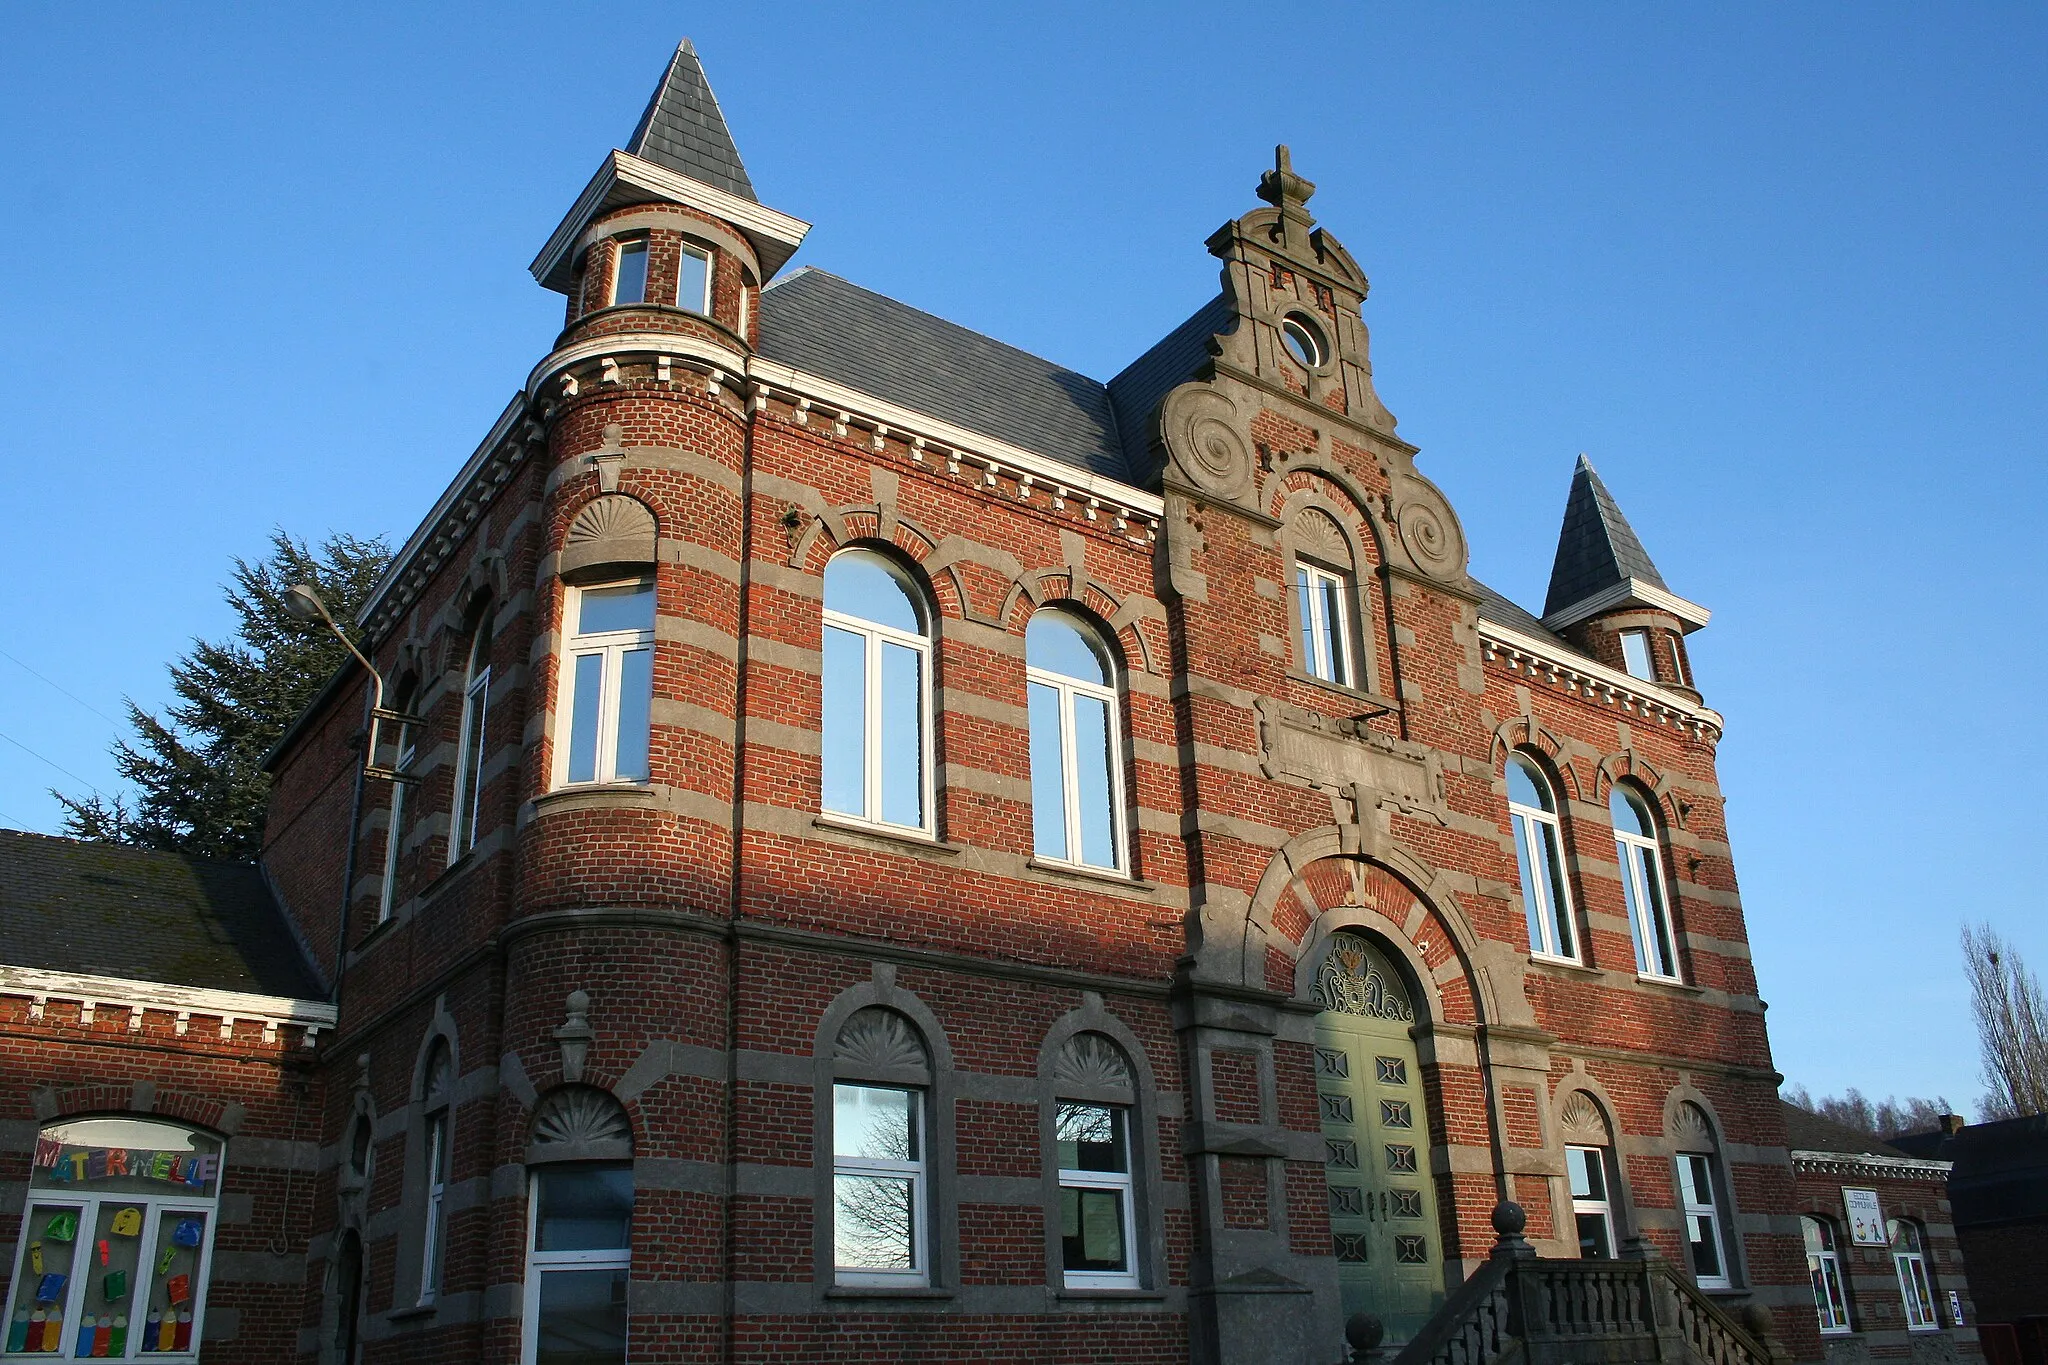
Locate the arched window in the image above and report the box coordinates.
[1805,1216,1851,1333]
[3,1117,224,1355]
[523,1089,634,1365]
[555,579,655,787]
[332,1229,364,1363]
[1559,1091,1618,1260]
[450,611,493,863]
[1611,785,1679,981]
[418,1042,453,1304]
[378,676,418,924]
[831,1007,931,1286]
[1026,610,1125,872]
[1291,509,1358,688]
[1048,1033,1141,1289]
[821,550,932,833]
[1889,1218,1938,1330]
[1507,754,1577,961]
[1673,1103,1730,1290]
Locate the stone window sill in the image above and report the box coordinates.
[1026,857,1156,893]
[386,1302,436,1323]
[812,814,961,857]
[1287,669,1399,718]
[532,783,659,817]
[1635,974,1704,995]
[824,1285,953,1300]
[1528,954,1600,978]
[1057,1287,1166,1301]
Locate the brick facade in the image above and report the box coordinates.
[1,38,1952,1365]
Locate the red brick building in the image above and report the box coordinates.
[3,38,1989,1365]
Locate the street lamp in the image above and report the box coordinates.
[283,583,422,783]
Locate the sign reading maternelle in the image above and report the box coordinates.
[1842,1186,1887,1246]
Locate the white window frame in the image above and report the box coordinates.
[1806,1216,1852,1334]
[1669,636,1690,687]
[520,1167,631,1365]
[675,244,711,314]
[831,1083,929,1288]
[820,575,934,836]
[1282,313,1326,368]
[737,276,752,340]
[1294,559,1354,687]
[610,238,648,306]
[1057,1103,1140,1290]
[1619,628,1655,681]
[419,1109,449,1304]
[449,631,491,865]
[1508,759,1578,962]
[2,1121,226,1363]
[551,580,656,790]
[1614,790,1682,982]
[1891,1219,1938,1330]
[1566,1145,1616,1260]
[1026,633,1127,874]
[377,709,416,923]
[1676,1153,1731,1290]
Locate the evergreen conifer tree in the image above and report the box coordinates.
[56,530,390,861]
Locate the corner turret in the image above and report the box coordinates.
[1541,455,1708,697]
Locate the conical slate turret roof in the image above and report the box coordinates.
[1543,455,1668,618]
[625,40,756,201]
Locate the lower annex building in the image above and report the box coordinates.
[0,38,1988,1365]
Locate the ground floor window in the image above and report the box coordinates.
[1056,1103,1138,1289]
[1890,1219,1938,1330]
[1566,1145,1616,1259]
[3,1118,222,1359]
[523,1165,632,1365]
[1675,1153,1729,1289]
[1805,1216,1851,1333]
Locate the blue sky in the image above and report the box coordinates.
[2,4,2042,1111]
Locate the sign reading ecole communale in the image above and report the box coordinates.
[1842,1187,1887,1247]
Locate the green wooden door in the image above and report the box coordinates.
[1312,933,1445,1344]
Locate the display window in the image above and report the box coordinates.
[3,1119,222,1360]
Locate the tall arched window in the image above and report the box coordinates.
[523,1088,634,1365]
[377,676,418,924]
[418,1042,453,1304]
[1291,509,1358,688]
[821,550,932,833]
[1611,785,1680,981]
[1673,1103,1731,1290]
[1048,1033,1141,1289]
[1026,610,1125,872]
[3,1117,224,1356]
[831,1007,931,1286]
[1559,1091,1619,1260]
[1507,754,1577,961]
[450,611,493,863]
[1889,1218,1938,1330]
[1805,1216,1851,1334]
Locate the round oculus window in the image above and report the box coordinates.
[1282,313,1327,369]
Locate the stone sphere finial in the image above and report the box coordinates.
[1345,1313,1385,1350]
[1491,1200,1527,1237]
[1740,1303,1778,1342]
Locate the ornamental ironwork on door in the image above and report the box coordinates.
[1313,931,1444,1345]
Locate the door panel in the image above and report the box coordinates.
[1313,933,1445,1344]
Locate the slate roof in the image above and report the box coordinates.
[1105,295,1232,480]
[1471,578,1577,651]
[1543,454,1668,618]
[0,830,325,999]
[759,268,1134,481]
[1893,1114,2048,1227]
[625,40,756,202]
[1781,1100,1912,1159]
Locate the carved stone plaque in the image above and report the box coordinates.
[1255,697,1446,823]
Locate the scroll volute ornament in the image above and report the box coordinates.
[1387,469,1469,585]
[1158,382,1256,507]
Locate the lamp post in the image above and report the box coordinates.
[282,584,421,783]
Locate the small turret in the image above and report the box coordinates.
[528,40,808,351]
[1542,455,1708,698]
